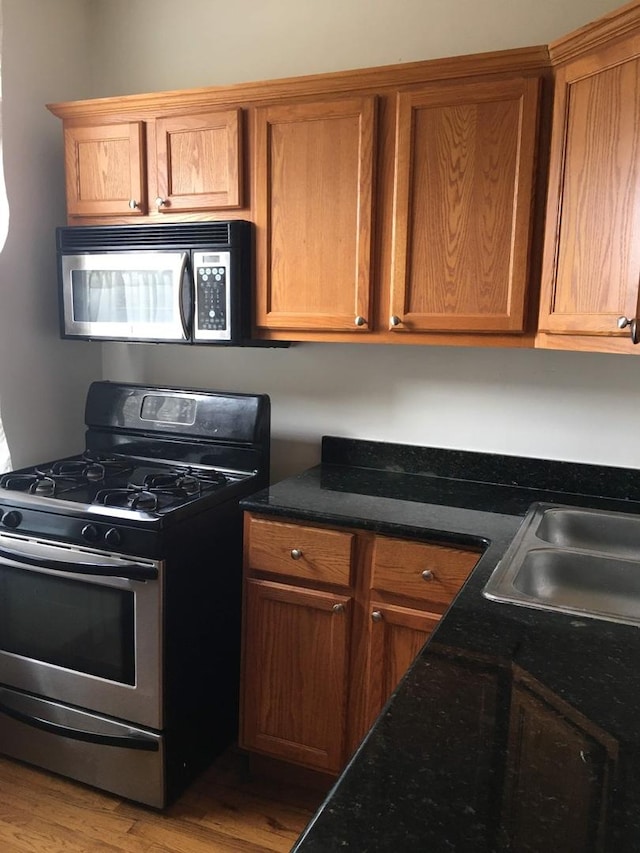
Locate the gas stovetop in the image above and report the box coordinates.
[0,381,270,553]
[0,451,246,513]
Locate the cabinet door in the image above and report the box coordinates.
[539,39,640,340]
[389,77,540,333]
[64,122,146,217]
[154,109,242,212]
[363,602,439,732]
[254,97,376,332]
[241,579,352,774]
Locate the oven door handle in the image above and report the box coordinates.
[0,700,159,751]
[0,543,158,581]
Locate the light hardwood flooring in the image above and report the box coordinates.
[0,747,323,852]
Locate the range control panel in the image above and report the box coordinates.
[194,250,232,340]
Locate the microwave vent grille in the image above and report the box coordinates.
[57,221,248,252]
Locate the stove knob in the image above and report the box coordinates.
[3,510,22,529]
[105,527,122,547]
[81,524,100,543]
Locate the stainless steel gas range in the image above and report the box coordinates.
[0,381,270,807]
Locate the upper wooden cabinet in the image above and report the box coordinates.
[537,5,640,354]
[58,108,242,219]
[389,77,540,334]
[63,121,146,218]
[253,96,376,333]
[49,46,552,345]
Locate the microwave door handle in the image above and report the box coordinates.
[179,252,191,340]
[0,700,159,752]
[0,543,158,581]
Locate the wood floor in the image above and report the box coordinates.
[0,747,323,852]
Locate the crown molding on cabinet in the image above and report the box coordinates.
[549,0,640,65]
[46,45,550,121]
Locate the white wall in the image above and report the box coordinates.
[3,0,636,481]
[0,0,101,467]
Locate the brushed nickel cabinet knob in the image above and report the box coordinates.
[290,548,303,560]
[390,315,402,327]
[617,316,640,344]
[421,570,434,581]
[332,603,345,614]
[354,316,367,327]
[371,610,383,622]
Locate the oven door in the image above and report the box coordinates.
[59,251,190,342]
[0,532,163,729]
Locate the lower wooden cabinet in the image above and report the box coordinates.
[242,579,352,773]
[239,513,481,775]
[364,602,439,732]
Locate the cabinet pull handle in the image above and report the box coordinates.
[156,196,168,209]
[290,548,303,560]
[371,610,383,622]
[617,316,640,344]
[354,316,367,327]
[390,315,402,327]
[128,199,140,210]
[332,603,345,614]
[421,570,434,581]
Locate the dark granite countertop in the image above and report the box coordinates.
[240,437,640,852]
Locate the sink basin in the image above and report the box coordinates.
[535,506,640,560]
[483,502,640,626]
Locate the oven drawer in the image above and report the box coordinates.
[246,516,354,587]
[0,685,165,807]
[371,536,479,607]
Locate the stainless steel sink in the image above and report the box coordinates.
[483,503,640,626]
[535,506,640,559]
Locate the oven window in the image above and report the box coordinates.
[0,564,135,685]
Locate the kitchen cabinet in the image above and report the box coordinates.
[253,96,376,333]
[537,7,640,354]
[58,108,242,219]
[240,514,480,775]
[364,536,480,730]
[389,76,540,334]
[252,72,542,341]
[502,669,618,851]
[49,45,548,346]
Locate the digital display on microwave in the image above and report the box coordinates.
[71,269,177,324]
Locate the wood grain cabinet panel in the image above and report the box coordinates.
[64,122,146,217]
[246,516,354,587]
[240,579,352,774]
[363,602,440,731]
[389,77,540,334]
[254,96,376,333]
[371,536,479,611]
[538,33,640,350]
[154,109,242,212]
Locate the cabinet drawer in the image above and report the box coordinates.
[371,537,479,607]
[247,516,354,587]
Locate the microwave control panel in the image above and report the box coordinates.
[193,251,231,341]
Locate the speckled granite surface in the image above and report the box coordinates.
[240,437,640,852]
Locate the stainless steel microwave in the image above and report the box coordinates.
[56,221,252,344]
